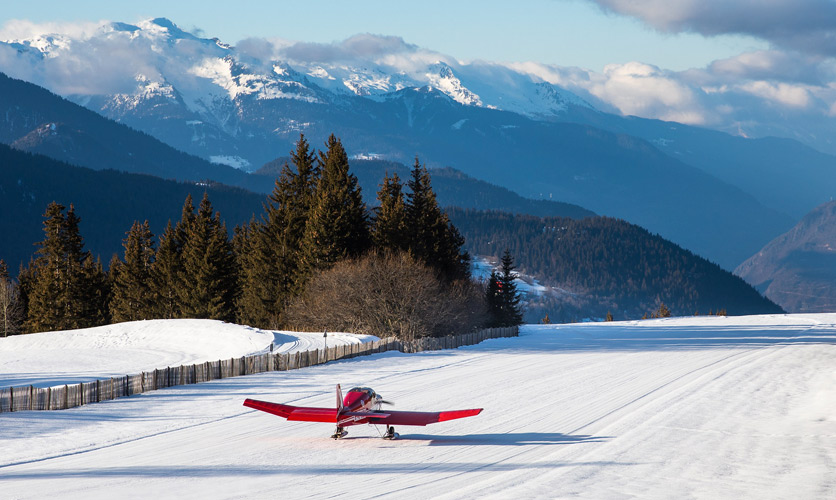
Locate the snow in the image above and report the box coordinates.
[472,256,549,296]
[209,154,252,171]
[0,319,376,388]
[426,62,483,106]
[1,314,835,498]
[451,118,468,130]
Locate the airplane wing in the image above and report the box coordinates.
[244,398,482,426]
[371,408,483,426]
[244,398,338,422]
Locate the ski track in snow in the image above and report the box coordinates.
[1,315,835,499]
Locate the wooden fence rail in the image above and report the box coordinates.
[0,326,518,413]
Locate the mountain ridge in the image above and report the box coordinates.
[735,200,836,313]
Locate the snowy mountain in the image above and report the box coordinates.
[0,18,593,170]
[4,18,833,270]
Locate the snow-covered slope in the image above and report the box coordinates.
[1,314,834,498]
[0,319,376,388]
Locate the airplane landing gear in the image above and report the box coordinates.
[383,425,399,440]
[331,426,347,439]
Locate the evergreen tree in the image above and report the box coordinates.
[486,269,502,325]
[233,220,269,326]
[175,193,196,248]
[150,221,181,319]
[237,134,320,328]
[178,193,237,321]
[486,250,523,327]
[655,302,672,318]
[372,172,408,251]
[110,221,156,322]
[23,202,107,332]
[82,255,110,327]
[405,158,470,281]
[25,203,66,332]
[300,134,370,273]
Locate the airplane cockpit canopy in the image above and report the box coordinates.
[348,387,376,398]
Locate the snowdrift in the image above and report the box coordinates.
[0,319,376,388]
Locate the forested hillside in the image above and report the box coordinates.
[0,143,264,271]
[450,209,784,321]
[254,157,595,219]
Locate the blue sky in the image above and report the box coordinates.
[0,0,767,71]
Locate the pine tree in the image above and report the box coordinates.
[372,172,408,251]
[655,302,672,318]
[405,158,470,281]
[110,221,156,322]
[486,250,523,327]
[299,134,370,273]
[150,221,181,319]
[25,203,66,332]
[81,255,110,327]
[23,202,107,332]
[237,134,321,328]
[486,269,502,325]
[233,220,269,326]
[178,193,237,321]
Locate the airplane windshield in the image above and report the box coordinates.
[348,387,375,397]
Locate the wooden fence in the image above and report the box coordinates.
[0,326,518,413]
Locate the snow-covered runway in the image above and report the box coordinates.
[1,315,835,499]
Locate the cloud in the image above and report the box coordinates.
[591,62,710,124]
[280,34,417,63]
[0,19,103,41]
[0,18,231,96]
[707,50,828,85]
[505,60,710,124]
[585,0,836,56]
[738,81,813,108]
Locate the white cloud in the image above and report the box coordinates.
[592,62,708,124]
[0,19,104,42]
[739,81,813,108]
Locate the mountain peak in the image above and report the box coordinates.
[135,18,199,42]
[102,22,140,34]
[425,62,482,107]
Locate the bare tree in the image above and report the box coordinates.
[285,250,486,340]
[0,273,22,337]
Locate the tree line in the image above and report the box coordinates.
[448,209,783,321]
[0,135,522,338]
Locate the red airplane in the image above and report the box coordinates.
[244,384,482,439]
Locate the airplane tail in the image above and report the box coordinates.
[336,384,344,412]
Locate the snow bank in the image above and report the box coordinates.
[0,319,376,388]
